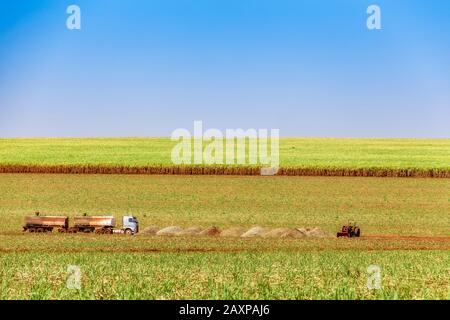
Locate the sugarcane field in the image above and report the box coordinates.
[1,138,449,300]
[1,1,449,312]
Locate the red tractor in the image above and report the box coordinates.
[337,221,361,238]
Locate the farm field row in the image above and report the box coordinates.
[0,138,449,176]
[0,174,449,235]
[1,174,449,300]
[1,233,449,252]
[0,247,448,299]
[1,233,449,300]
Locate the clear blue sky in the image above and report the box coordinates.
[1,0,449,137]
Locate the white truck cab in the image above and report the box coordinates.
[123,215,139,234]
[112,215,139,235]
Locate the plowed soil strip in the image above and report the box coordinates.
[362,235,450,242]
[2,243,449,254]
[1,247,449,253]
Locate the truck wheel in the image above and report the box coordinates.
[124,229,133,235]
[29,228,35,233]
[37,228,44,233]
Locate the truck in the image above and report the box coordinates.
[23,215,68,233]
[23,214,139,235]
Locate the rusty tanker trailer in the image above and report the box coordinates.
[72,216,117,234]
[23,215,139,235]
[23,216,69,233]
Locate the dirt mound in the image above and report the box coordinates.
[306,227,333,238]
[263,227,306,238]
[282,229,308,238]
[156,226,183,236]
[221,227,247,237]
[295,228,309,236]
[199,226,221,236]
[296,227,333,238]
[241,226,266,238]
[178,226,203,236]
[140,226,160,235]
[143,224,332,238]
[262,227,292,238]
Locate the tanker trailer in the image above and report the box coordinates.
[71,215,139,234]
[71,216,116,234]
[23,215,69,233]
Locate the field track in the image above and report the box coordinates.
[363,235,450,242]
[4,232,449,242]
[1,246,449,253]
[0,164,449,177]
[2,233,450,253]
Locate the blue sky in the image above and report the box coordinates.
[0,0,449,137]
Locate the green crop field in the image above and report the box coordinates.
[0,137,449,170]
[0,250,448,299]
[1,174,449,235]
[1,135,449,300]
[0,174,449,299]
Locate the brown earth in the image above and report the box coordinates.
[221,227,247,237]
[1,242,449,254]
[198,226,221,236]
[362,235,450,242]
[262,227,294,238]
[140,226,160,235]
[178,226,203,236]
[156,226,183,236]
[241,227,266,237]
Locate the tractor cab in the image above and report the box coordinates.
[337,221,361,238]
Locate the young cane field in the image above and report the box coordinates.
[0,138,449,176]
[0,138,449,299]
